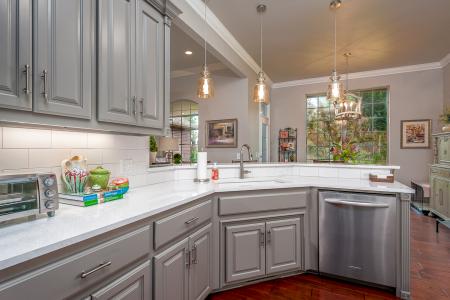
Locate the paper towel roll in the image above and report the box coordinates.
[197,152,208,180]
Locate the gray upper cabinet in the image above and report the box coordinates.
[136,0,164,129]
[89,261,151,300]
[189,224,212,300]
[225,222,266,283]
[98,0,166,128]
[266,217,302,274]
[0,0,32,111]
[34,0,93,119]
[98,0,137,125]
[154,237,190,300]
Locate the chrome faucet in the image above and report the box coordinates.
[239,144,253,179]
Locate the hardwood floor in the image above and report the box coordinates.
[208,210,450,300]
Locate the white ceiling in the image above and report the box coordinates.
[171,24,236,78]
[207,0,450,83]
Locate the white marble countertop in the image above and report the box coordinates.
[0,175,413,271]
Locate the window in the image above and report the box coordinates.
[170,100,199,163]
[306,88,388,164]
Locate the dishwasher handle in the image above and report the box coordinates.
[324,198,389,208]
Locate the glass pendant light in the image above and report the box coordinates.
[197,0,214,99]
[252,4,269,104]
[327,0,343,104]
[335,52,362,121]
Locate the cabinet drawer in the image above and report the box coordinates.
[219,191,308,216]
[154,200,212,249]
[0,226,150,300]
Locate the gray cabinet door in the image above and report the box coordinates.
[34,0,92,118]
[0,0,32,110]
[98,0,137,125]
[154,238,189,300]
[266,217,302,274]
[225,222,266,283]
[136,0,164,129]
[90,261,151,300]
[189,223,212,300]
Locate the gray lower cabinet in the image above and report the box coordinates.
[431,175,449,218]
[266,218,302,274]
[153,223,212,300]
[225,222,266,283]
[0,0,32,111]
[88,261,151,300]
[225,217,303,284]
[34,0,93,118]
[98,0,165,128]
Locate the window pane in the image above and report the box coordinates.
[306,88,388,165]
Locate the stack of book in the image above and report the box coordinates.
[59,193,98,207]
[59,190,124,207]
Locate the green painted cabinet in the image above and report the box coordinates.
[431,133,450,219]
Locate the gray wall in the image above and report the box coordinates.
[444,63,450,109]
[171,74,251,163]
[270,69,444,184]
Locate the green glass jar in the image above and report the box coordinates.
[89,166,111,190]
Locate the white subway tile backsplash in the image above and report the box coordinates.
[3,127,51,149]
[29,149,71,168]
[102,150,128,164]
[126,149,149,163]
[52,131,88,148]
[299,167,319,177]
[0,127,3,147]
[0,149,29,170]
[70,149,102,165]
[318,168,338,178]
[87,133,116,149]
[338,168,361,179]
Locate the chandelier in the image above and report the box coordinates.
[335,52,361,121]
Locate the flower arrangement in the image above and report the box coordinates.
[330,139,359,163]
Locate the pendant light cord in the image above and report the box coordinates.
[334,10,337,71]
[204,0,207,67]
[260,7,263,73]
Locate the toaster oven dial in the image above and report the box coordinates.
[44,189,56,198]
[45,200,55,209]
[44,177,55,187]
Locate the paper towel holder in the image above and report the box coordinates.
[194,178,210,183]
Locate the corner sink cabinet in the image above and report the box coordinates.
[0,188,412,300]
[0,0,180,135]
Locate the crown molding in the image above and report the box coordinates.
[184,0,272,84]
[441,53,450,68]
[272,61,444,89]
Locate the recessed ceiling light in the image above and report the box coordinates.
[185,50,193,55]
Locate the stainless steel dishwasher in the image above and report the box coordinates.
[319,191,396,287]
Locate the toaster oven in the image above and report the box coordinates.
[0,173,59,222]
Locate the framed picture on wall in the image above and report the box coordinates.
[205,119,238,148]
[400,119,431,149]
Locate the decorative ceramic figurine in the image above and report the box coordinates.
[61,156,88,194]
[89,166,111,189]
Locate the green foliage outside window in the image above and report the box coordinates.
[306,89,388,165]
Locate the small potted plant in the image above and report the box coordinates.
[149,136,158,164]
[330,139,359,163]
[173,153,182,165]
[440,106,450,132]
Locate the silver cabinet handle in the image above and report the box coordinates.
[267,230,271,244]
[325,198,389,208]
[23,64,31,94]
[185,250,191,268]
[80,261,111,279]
[41,69,48,101]
[259,230,265,246]
[191,244,198,264]
[132,96,137,116]
[140,98,144,115]
[185,217,199,225]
